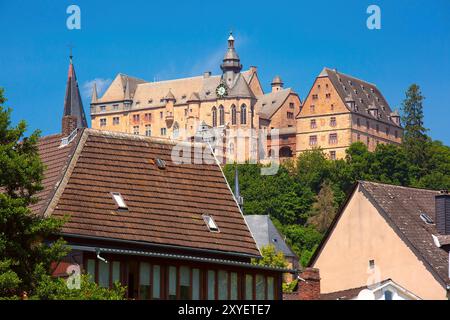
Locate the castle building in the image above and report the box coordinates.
[90,33,301,163]
[296,68,403,160]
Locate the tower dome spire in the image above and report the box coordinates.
[221,32,242,88]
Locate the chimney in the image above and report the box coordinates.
[62,115,78,136]
[298,268,321,300]
[436,190,450,235]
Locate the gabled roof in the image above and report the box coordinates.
[319,68,401,128]
[256,88,293,119]
[310,181,450,286]
[35,129,260,258]
[244,215,296,258]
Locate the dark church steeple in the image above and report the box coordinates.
[220,32,243,88]
[62,53,88,136]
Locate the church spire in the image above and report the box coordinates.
[62,54,88,135]
[220,32,242,87]
[91,82,98,104]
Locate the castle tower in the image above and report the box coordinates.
[62,54,88,136]
[220,32,243,88]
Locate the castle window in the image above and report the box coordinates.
[145,125,151,137]
[161,128,167,136]
[289,103,295,109]
[160,112,163,119]
[310,119,317,129]
[231,105,237,125]
[100,105,106,112]
[240,104,247,125]
[184,109,188,117]
[113,117,120,125]
[144,113,152,121]
[330,151,336,160]
[287,112,294,119]
[100,118,107,127]
[212,106,217,127]
[326,93,331,99]
[331,104,334,111]
[310,105,315,113]
[219,105,225,126]
[133,114,140,123]
[133,126,139,135]
[329,133,338,145]
[309,135,317,146]
[330,117,337,127]
[312,94,318,100]
[112,104,119,111]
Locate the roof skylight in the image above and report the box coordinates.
[420,213,434,224]
[111,192,128,210]
[203,215,219,232]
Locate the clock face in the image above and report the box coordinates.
[216,84,227,98]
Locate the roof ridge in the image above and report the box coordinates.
[359,180,440,193]
[325,67,377,87]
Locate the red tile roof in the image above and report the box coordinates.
[36,129,260,257]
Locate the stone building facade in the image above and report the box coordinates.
[90,34,301,163]
[296,68,403,160]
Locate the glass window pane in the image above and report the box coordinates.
[245,274,253,300]
[256,274,265,300]
[112,261,120,284]
[152,265,161,299]
[218,270,228,300]
[139,262,150,300]
[192,269,200,300]
[98,260,109,288]
[267,277,274,300]
[207,270,216,300]
[168,266,177,300]
[230,272,238,300]
[180,266,190,300]
[86,259,96,282]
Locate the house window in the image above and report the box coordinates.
[219,105,224,126]
[100,118,107,127]
[329,133,338,144]
[208,270,216,300]
[310,105,315,113]
[312,94,318,100]
[98,260,109,288]
[240,104,247,125]
[112,261,120,284]
[86,259,96,282]
[133,114,140,122]
[267,277,275,300]
[160,128,167,136]
[112,104,119,111]
[113,117,120,125]
[133,125,139,135]
[384,290,393,300]
[231,105,237,125]
[180,266,190,300]
[203,215,219,232]
[287,112,294,119]
[245,274,253,300]
[230,272,238,300]
[289,102,295,109]
[212,106,217,127]
[192,268,200,300]
[330,151,336,160]
[144,113,152,121]
[369,260,375,269]
[256,274,266,300]
[218,270,228,300]
[325,93,331,99]
[309,135,317,146]
[100,105,106,112]
[168,266,177,300]
[310,119,317,129]
[139,262,151,300]
[152,265,161,299]
[145,124,151,137]
[330,117,336,127]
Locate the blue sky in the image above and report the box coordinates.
[0,0,449,144]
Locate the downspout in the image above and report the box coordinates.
[96,249,108,264]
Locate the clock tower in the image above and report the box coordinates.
[220,32,243,89]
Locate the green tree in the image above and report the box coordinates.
[308,181,337,233]
[0,87,69,298]
[251,245,287,269]
[401,84,429,174]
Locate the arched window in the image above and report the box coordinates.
[240,104,247,125]
[212,106,217,127]
[173,122,179,138]
[229,142,234,155]
[231,105,237,125]
[219,105,225,126]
